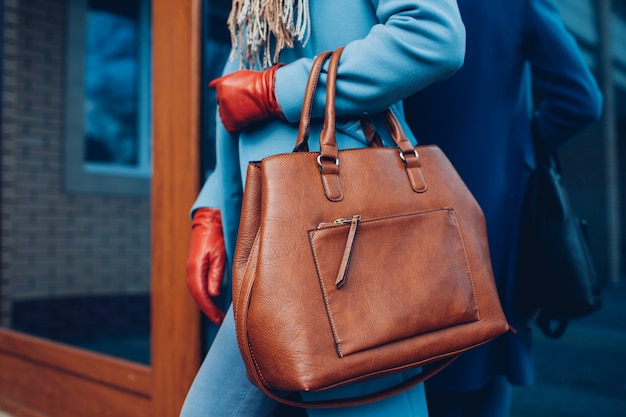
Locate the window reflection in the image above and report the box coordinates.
[1,0,151,365]
[84,1,139,166]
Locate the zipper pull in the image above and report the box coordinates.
[335,214,361,289]
[334,216,358,225]
[317,214,361,229]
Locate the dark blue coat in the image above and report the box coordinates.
[404,0,602,391]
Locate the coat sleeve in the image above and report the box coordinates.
[190,58,243,215]
[190,120,243,215]
[275,0,466,122]
[525,0,603,150]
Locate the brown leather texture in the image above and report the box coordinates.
[232,47,509,407]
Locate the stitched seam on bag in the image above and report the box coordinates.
[233,160,262,319]
[248,341,271,388]
[234,230,270,389]
[321,173,343,201]
[308,229,344,357]
[313,208,447,231]
[234,229,257,327]
[234,230,260,319]
[448,209,481,320]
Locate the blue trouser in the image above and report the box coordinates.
[180,305,428,416]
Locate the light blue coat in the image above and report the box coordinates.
[192,0,466,415]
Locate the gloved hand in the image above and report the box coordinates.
[209,64,285,133]
[186,208,226,325]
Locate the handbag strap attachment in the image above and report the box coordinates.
[383,109,428,193]
[294,47,427,200]
[318,47,345,201]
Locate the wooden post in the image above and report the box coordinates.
[151,0,202,415]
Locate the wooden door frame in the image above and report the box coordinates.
[0,1,202,416]
[151,0,203,415]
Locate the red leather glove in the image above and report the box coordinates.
[186,208,226,325]
[209,64,285,133]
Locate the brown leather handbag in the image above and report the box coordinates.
[232,47,509,408]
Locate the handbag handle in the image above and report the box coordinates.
[294,50,333,152]
[294,47,427,200]
[293,51,383,149]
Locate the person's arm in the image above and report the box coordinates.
[276,0,467,122]
[187,84,243,325]
[210,0,466,133]
[525,0,603,150]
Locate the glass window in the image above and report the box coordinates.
[0,0,152,366]
[65,0,151,194]
[84,2,143,169]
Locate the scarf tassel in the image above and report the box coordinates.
[228,0,310,69]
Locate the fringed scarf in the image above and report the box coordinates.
[227,0,311,69]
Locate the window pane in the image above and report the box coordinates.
[1,0,151,366]
[84,1,139,166]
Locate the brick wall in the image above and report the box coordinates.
[1,0,151,335]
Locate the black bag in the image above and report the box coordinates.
[514,136,602,339]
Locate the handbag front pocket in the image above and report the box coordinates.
[308,208,480,358]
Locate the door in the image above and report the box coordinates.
[0,1,201,416]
